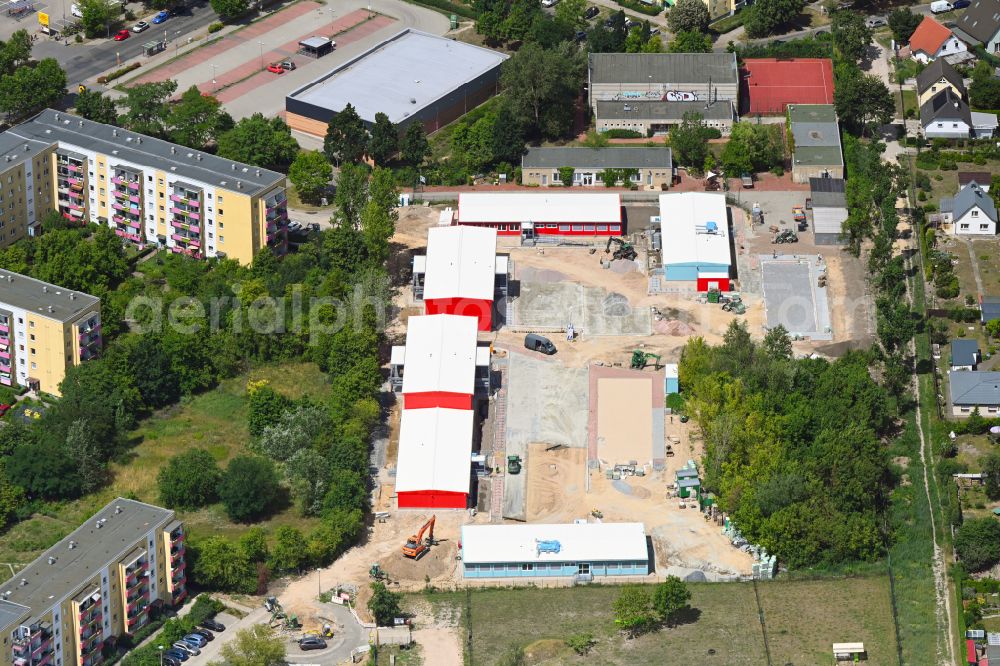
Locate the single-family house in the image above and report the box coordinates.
[921,88,972,139]
[959,171,992,192]
[951,339,981,370]
[981,296,1000,324]
[916,59,966,106]
[953,0,1000,54]
[949,370,1000,416]
[940,183,998,235]
[909,16,969,63]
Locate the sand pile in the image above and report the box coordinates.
[656,319,696,335]
[609,259,639,274]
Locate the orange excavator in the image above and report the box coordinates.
[402,515,436,559]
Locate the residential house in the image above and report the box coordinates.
[951,339,981,370]
[916,59,966,106]
[980,295,1000,324]
[959,171,992,192]
[940,183,998,235]
[909,16,969,63]
[521,147,674,189]
[953,0,1000,54]
[949,370,1000,416]
[920,88,973,139]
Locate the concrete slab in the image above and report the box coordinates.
[760,255,833,340]
[512,281,652,336]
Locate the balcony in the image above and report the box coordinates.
[171,544,185,560]
[112,229,142,244]
[67,189,83,200]
[171,529,184,543]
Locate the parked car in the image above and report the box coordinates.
[201,619,226,632]
[541,0,559,6]
[299,637,327,651]
[152,9,169,22]
[70,2,83,17]
[113,29,130,40]
[584,5,599,18]
[865,15,887,27]
[133,20,149,32]
[163,649,189,662]
[524,333,556,355]
[740,173,753,188]
[173,642,199,656]
[0,405,10,418]
[162,657,181,666]
[191,629,214,641]
[952,0,971,7]
[930,0,953,12]
[183,634,207,648]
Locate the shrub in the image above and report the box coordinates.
[98,62,142,86]
[615,0,662,14]
[208,21,224,33]
[603,129,644,139]
[770,165,784,177]
[565,632,595,655]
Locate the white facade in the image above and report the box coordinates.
[395,407,474,495]
[950,205,996,235]
[457,193,622,225]
[924,118,972,138]
[913,35,968,63]
[400,314,478,395]
[461,522,649,566]
[423,226,497,301]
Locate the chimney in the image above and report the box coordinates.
[137,137,142,144]
[47,306,53,313]
[79,120,83,127]
[47,557,56,565]
[196,153,202,161]
[54,113,60,121]
[96,521,102,529]
[231,163,236,171]
[69,293,76,300]
[114,505,122,514]
[237,182,242,189]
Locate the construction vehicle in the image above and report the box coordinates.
[507,454,522,475]
[604,236,637,262]
[369,563,388,582]
[772,229,798,244]
[264,597,299,629]
[402,515,436,559]
[630,350,662,370]
[722,297,746,315]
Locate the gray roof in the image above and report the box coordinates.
[0,498,174,634]
[949,370,1000,406]
[920,88,971,127]
[0,269,100,323]
[916,58,966,97]
[5,109,285,196]
[0,131,52,172]
[940,196,954,214]
[522,147,672,170]
[299,36,331,48]
[288,29,508,124]
[588,52,738,85]
[787,104,838,123]
[810,177,846,207]
[954,0,1000,44]
[981,296,1000,322]
[952,339,980,366]
[596,99,734,121]
[790,106,842,169]
[988,643,1000,666]
[677,477,701,488]
[792,121,839,147]
[952,183,997,221]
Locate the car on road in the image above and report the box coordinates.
[133,20,149,32]
[584,5,599,19]
[113,29,130,41]
[153,9,170,22]
[163,649,189,662]
[865,15,887,27]
[299,637,327,651]
[201,619,226,632]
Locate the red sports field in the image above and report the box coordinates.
[740,58,835,116]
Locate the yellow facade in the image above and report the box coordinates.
[19,304,100,396]
[918,77,963,106]
[0,144,54,250]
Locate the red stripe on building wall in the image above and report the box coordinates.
[456,220,624,237]
[402,391,473,410]
[397,490,468,509]
[425,297,493,331]
[696,277,731,292]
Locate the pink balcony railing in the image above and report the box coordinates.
[0,324,8,333]
[0,351,11,360]
[111,203,125,211]
[171,234,189,243]
[111,176,124,185]
[128,181,140,190]
[129,195,140,204]
[188,211,200,220]
[68,203,82,211]
[66,164,79,172]
[67,177,81,186]
[67,189,83,200]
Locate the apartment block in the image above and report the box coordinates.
[0,133,56,247]
[0,269,101,396]
[0,499,186,666]
[1,109,289,264]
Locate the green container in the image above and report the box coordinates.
[707,290,720,303]
[450,13,458,28]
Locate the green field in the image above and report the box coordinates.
[0,362,331,570]
[413,576,899,666]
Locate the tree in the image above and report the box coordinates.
[835,72,894,136]
[75,89,118,125]
[984,451,1000,501]
[219,455,280,522]
[501,42,585,140]
[189,536,256,593]
[762,324,792,360]
[157,448,223,510]
[400,123,431,167]
[65,419,106,493]
[368,582,402,625]
[554,0,587,29]
[360,201,395,266]
[742,0,804,38]
[7,440,83,500]
[970,61,1000,111]
[624,25,645,53]
[0,58,66,122]
[0,30,32,77]
[613,585,655,635]
[169,86,231,149]
[669,112,710,168]
[288,151,332,204]
[831,10,872,63]
[247,384,291,438]
[217,113,299,171]
[653,576,692,626]
[491,103,526,163]
[669,30,712,53]
[668,0,710,33]
[503,0,541,42]
[721,122,782,177]
[888,7,922,44]
[642,35,664,53]
[955,517,1000,572]
[333,163,370,229]
[215,624,286,666]
[368,112,399,166]
[210,0,249,20]
[323,103,368,165]
[285,448,330,516]
[79,0,118,39]
[238,527,270,563]
[120,80,177,137]
[269,526,309,573]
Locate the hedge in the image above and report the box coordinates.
[97,62,141,85]
[603,128,644,138]
[402,0,477,19]
[708,12,743,35]
[615,0,662,15]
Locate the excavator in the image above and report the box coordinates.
[402,515,436,559]
[604,236,637,262]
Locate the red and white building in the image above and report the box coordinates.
[395,407,474,509]
[455,192,623,237]
[412,226,504,331]
[658,193,733,292]
[393,314,481,410]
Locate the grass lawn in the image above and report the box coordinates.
[414,577,898,665]
[896,88,917,118]
[0,362,332,570]
[286,184,334,214]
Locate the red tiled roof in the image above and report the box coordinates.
[910,16,953,56]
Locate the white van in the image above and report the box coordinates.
[930,0,953,13]
[70,2,83,17]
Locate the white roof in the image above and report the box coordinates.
[658,193,732,268]
[458,193,622,224]
[813,206,848,234]
[400,315,478,395]
[390,345,406,366]
[396,408,474,494]
[424,226,497,301]
[461,522,648,564]
[412,255,426,274]
[664,363,678,379]
[476,346,490,366]
[495,255,509,275]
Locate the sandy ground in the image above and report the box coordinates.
[597,377,654,463]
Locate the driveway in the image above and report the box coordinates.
[183,608,269,664]
[285,602,368,666]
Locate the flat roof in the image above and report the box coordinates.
[0,498,173,633]
[288,29,508,124]
[589,52,738,85]
[658,193,732,268]
[787,103,838,123]
[794,145,844,167]
[299,36,331,48]
[596,99,734,121]
[400,314,478,395]
[741,58,834,115]
[522,147,673,170]
[461,522,649,564]
[457,193,621,224]
[6,110,285,196]
[424,226,497,301]
[0,269,100,323]
[395,407,474,494]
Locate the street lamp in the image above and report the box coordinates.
[158,646,164,666]
[212,64,217,91]
[258,41,264,71]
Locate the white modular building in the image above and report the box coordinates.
[395,407,475,509]
[657,193,733,291]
